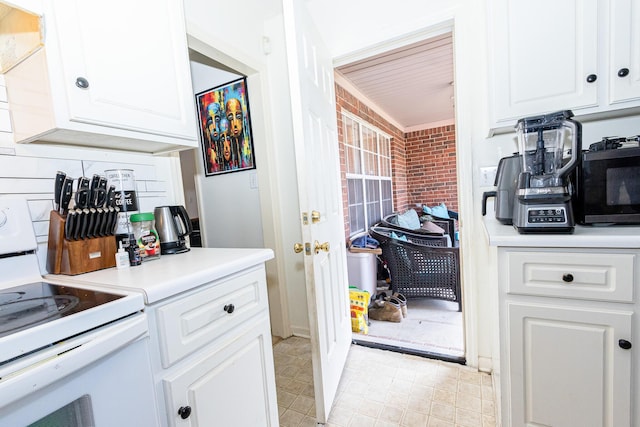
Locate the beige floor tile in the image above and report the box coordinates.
[290,395,315,415]
[348,413,378,426]
[455,407,484,427]
[401,409,430,426]
[430,401,455,422]
[273,338,497,427]
[378,404,405,424]
[432,388,456,406]
[455,392,482,413]
[280,408,306,427]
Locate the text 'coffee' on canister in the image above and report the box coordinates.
[105,169,139,235]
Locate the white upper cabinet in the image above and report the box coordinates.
[3,0,198,154]
[488,0,640,131]
[609,0,640,104]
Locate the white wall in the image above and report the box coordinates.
[188,59,264,249]
[185,1,310,338]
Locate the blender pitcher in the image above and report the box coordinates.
[512,110,582,233]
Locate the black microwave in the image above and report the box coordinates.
[575,142,640,225]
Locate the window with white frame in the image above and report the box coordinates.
[343,113,393,236]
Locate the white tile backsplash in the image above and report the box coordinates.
[1,149,174,273]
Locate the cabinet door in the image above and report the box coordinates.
[506,302,632,427]
[50,0,197,141]
[610,0,640,103]
[489,0,599,123]
[163,313,278,427]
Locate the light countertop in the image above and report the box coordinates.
[45,247,274,304]
[483,215,640,248]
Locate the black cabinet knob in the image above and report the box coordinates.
[178,406,192,419]
[224,304,235,314]
[618,68,630,77]
[75,77,90,89]
[586,74,598,83]
[562,273,574,283]
[619,339,632,350]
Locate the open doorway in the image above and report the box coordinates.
[334,31,465,363]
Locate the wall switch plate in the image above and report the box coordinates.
[479,166,497,187]
[249,172,258,189]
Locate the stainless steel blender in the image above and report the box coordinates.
[512,110,582,233]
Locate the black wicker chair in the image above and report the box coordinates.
[370,226,462,311]
[381,212,456,244]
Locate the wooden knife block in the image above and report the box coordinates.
[47,210,117,275]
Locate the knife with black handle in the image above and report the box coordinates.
[65,210,76,240]
[60,177,74,215]
[54,171,66,213]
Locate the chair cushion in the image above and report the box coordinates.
[421,221,445,234]
[390,231,408,241]
[423,203,450,218]
[396,209,421,230]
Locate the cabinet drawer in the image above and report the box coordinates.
[504,250,635,302]
[156,266,268,367]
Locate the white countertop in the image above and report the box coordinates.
[483,215,640,248]
[45,247,274,304]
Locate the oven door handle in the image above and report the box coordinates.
[0,314,148,408]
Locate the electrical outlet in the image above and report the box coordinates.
[479,166,497,187]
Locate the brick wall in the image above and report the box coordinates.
[405,125,458,212]
[335,83,458,237]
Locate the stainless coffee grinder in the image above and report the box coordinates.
[512,110,582,233]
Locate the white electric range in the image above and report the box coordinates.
[0,196,159,426]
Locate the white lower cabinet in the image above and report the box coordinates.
[505,301,632,427]
[148,265,279,426]
[497,248,636,427]
[163,313,277,426]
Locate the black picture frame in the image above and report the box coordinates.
[195,77,256,176]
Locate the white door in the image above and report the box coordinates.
[507,302,632,427]
[610,0,640,104]
[282,0,352,423]
[51,0,197,141]
[489,0,599,123]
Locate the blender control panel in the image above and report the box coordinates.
[527,207,567,224]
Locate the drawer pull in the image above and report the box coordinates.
[619,339,632,350]
[562,273,574,283]
[178,406,192,419]
[224,304,235,314]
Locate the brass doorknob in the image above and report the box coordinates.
[314,240,330,254]
[311,210,321,223]
[293,243,304,253]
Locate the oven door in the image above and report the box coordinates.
[0,313,159,426]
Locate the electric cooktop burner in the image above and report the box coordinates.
[0,282,123,338]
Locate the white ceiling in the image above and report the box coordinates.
[335,32,454,132]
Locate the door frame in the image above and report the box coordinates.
[184,33,294,339]
[333,19,480,369]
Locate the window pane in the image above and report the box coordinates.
[364,151,378,175]
[362,127,376,152]
[381,180,393,216]
[346,145,361,174]
[365,179,381,226]
[344,117,361,174]
[343,113,393,237]
[347,178,364,233]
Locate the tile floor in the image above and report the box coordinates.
[354,298,464,359]
[273,336,497,427]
